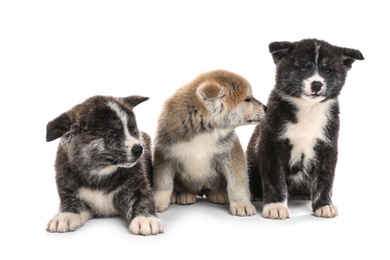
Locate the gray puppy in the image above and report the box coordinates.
[46,95,163,235]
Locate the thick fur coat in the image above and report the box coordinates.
[246,39,364,219]
[46,95,163,235]
[153,70,267,216]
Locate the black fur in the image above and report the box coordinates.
[247,39,363,216]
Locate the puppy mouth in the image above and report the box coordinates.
[117,161,138,168]
[302,93,326,102]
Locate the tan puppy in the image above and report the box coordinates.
[153,70,267,216]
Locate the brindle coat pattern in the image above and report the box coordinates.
[46,95,163,235]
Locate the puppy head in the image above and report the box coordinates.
[46,95,149,175]
[196,70,267,128]
[269,39,364,102]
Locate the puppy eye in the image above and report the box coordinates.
[299,66,306,72]
[106,130,115,138]
[324,68,332,74]
[244,97,251,102]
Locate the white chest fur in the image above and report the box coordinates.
[280,98,334,171]
[77,188,118,217]
[168,129,233,183]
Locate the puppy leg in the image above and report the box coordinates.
[311,149,338,218]
[153,149,175,212]
[261,162,290,220]
[223,138,255,216]
[115,178,163,236]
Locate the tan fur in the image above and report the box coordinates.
[153,70,266,216]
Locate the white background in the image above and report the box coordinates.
[1,1,389,259]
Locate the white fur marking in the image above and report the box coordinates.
[129,216,164,235]
[107,101,140,153]
[281,97,334,172]
[47,212,91,232]
[168,129,232,183]
[263,202,291,219]
[91,165,118,176]
[315,42,321,67]
[77,188,118,216]
[302,72,327,102]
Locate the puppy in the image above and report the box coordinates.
[46,95,163,235]
[153,70,267,216]
[247,39,364,219]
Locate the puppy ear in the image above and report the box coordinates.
[46,112,73,142]
[342,48,364,69]
[121,96,149,109]
[269,41,294,64]
[196,81,225,102]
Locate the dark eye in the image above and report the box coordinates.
[324,68,332,74]
[244,97,251,102]
[299,66,306,72]
[106,130,115,138]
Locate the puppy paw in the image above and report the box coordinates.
[263,202,291,220]
[154,190,172,213]
[315,205,338,218]
[206,191,229,204]
[129,216,164,236]
[46,212,90,233]
[230,202,256,216]
[176,192,197,205]
[170,190,177,204]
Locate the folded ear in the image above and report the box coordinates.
[269,41,294,64]
[46,112,74,142]
[342,47,364,69]
[121,96,149,109]
[197,81,225,102]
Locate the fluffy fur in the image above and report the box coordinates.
[247,39,364,219]
[153,69,267,216]
[46,95,163,235]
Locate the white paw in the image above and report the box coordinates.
[263,202,291,220]
[46,212,90,233]
[129,216,164,236]
[154,190,172,213]
[315,205,338,218]
[206,191,229,205]
[176,192,197,205]
[230,202,256,216]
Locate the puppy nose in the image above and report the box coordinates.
[263,105,267,113]
[311,81,323,93]
[131,145,143,157]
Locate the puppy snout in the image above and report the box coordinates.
[311,81,323,93]
[131,144,143,158]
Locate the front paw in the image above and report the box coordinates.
[230,202,256,216]
[176,192,197,205]
[315,205,338,218]
[129,216,164,236]
[46,212,90,232]
[154,190,172,213]
[263,202,291,220]
[206,191,229,205]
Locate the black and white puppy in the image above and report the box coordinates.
[247,39,364,219]
[46,95,163,235]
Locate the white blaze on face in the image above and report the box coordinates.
[107,101,141,166]
[302,42,326,102]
